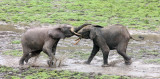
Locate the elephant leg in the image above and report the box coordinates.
[33,54,40,63]
[52,40,59,55]
[31,51,41,65]
[25,50,41,63]
[19,47,31,65]
[24,53,31,63]
[117,41,131,65]
[51,40,59,67]
[101,47,110,67]
[95,37,110,67]
[43,40,59,67]
[43,47,54,67]
[85,43,99,64]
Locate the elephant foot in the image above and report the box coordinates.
[101,64,110,67]
[19,60,24,66]
[24,58,29,64]
[125,59,132,65]
[24,60,28,64]
[19,63,23,66]
[83,61,90,64]
[47,60,54,67]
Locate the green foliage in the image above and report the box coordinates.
[0,66,136,79]
[130,49,159,59]
[0,66,14,72]
[98,75,127,79]
[69,51,90,59]
[144,59,160,64]
[139,49,159,56]
[127,49,159,59]
[25,72,51,79]
[11,76,21,79]
[3,50,22,56]
[11,40,21,44]
[0,0,159,30]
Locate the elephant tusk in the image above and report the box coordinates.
[70,27,81,36]
[74,38,81,45]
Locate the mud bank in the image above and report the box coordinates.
[0,54,160,79]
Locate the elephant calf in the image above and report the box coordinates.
[75,24,136,67]
[19,24,79,67]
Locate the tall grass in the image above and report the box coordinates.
[0,0,159,30]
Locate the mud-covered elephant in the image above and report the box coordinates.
[74,24,139,67]
[19,24,80,67]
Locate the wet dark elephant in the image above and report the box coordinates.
[19,24,80,67]
[75,24,138,67]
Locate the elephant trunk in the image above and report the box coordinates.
[74,24,92,32]
[70,24,92,36]
[70,27,81,36]
[71,24,92,45]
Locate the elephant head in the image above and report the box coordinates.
[48,24,81,39]
[75,24,103,39]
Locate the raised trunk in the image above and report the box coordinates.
[74,24,92,32]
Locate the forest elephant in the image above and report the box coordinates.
[74,24,140,67]
[19,24,80,67]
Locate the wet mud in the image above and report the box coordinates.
[0,23,160,79]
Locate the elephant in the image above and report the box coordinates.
[74,24,140,67]
[19,24,80,67]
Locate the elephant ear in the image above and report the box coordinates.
[89,28,96,40]
[48,28,65,39]
[89,26,102,40]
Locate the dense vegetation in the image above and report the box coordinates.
[0,66,132,79]
[0,0,160,30]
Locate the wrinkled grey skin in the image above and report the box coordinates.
[76,24,133,67]
[20,24,75,67]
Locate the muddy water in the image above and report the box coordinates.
[0,25,22,33]
[0,54,160,79]
[0,23,160,79]
[132,34,160,42]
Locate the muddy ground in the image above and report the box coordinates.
[0,22,160,79]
